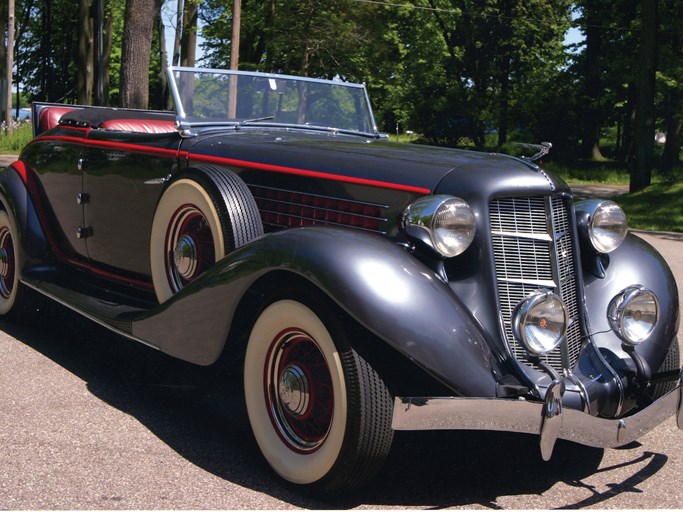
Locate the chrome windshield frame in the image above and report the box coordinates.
[165,66,381,137]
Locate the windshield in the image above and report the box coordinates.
[167,67,379,136]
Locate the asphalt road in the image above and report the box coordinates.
[0,167,680,507]
[0,231,680,510]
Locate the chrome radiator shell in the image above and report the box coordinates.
[489,195,584,372]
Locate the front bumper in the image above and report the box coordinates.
[392,373,682,460]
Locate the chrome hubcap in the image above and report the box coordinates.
[173,234,198,281]
[0,227,14,300]
[165,206,215,293]
[0,247,9,280]
[266,329,334,452]
[278,364,310,416]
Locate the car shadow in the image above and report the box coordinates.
[0,301,670,509]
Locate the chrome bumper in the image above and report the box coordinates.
[392,375,682,460]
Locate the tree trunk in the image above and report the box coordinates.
[158,12,171,109]
[100,8,113,105]
[180,0,198,67]
[631,0,658,192]
[38,0,53,101]
[77,0,94,105]
[230,0,241,70]
[120,0,163,109]
[172,0,182,67]
[622,82,636,162]
[580,9,604,160]
[5,0,14,135]
[0,2,7,122]
[14,0,35,116]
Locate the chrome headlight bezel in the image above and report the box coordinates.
[401,195,476,258]
[512,292,568,356]
[607,285,659,346]
[575,199,628,254]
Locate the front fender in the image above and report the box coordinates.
[584,232,679,371]
[133,227,502,396]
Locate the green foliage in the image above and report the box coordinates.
[0,123,33,153]
[5,0,683,193]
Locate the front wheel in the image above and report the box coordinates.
[244,296,394,492]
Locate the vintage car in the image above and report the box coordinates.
[1,66,680,492]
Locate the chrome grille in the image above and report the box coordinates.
[490,196,583,372]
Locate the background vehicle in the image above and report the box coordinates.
[0,67,680,492]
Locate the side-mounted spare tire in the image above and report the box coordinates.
[150,165,263,303]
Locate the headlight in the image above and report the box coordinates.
[401,195,476,258]
[607,285,659,345]
[576,199,628,253]
[512,292,568,356]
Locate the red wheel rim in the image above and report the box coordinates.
[264,328,334,452]
[0,226,15,300]
[165,204,216,293]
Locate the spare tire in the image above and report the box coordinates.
[150,165,263,303]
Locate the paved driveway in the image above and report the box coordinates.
[0,231,679,510]
[0,154,680,508]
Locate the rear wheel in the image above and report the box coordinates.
[150,166,262,302]
[0,209,40,320]
[244,294,394,492]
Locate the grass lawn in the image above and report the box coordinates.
[543,161,682,233]
[612,180,683,233]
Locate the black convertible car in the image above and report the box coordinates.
[1,67,680,491]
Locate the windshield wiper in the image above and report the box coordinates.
[241,115,275,125]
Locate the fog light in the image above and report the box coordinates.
[512,292,568,356]
[608,285,659,345]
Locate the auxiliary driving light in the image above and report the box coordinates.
[607,285,659,345]
[512,292,568,356]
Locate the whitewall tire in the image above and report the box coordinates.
[244,296,393,491]
[150,166,263,303]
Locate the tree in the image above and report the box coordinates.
[77,0,94,105]
[180,0,199,67]
[631,0,658,192]
[120,0,164,108]
[387,0,570,147]
[657,0,683,177]
[5,0,14,134]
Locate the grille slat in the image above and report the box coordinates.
[250,185,388,234]
[490,196,583,372]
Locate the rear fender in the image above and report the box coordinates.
[0,163,51,270]
[133,227,502,397]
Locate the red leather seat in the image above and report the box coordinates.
[99,119,176,134]
[38,106,76,133]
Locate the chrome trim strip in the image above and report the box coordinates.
[392,377,682,451]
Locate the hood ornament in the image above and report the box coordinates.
[520,141,552,162]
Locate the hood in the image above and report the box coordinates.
[185,128,566,197]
